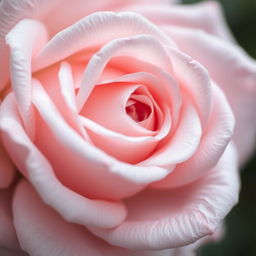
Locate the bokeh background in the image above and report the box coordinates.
[182,0,256,255]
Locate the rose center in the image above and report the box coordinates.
[126,100,151,122]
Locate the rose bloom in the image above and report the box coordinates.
[0,0,255,255]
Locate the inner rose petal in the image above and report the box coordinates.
[81,82,160,137]
[77,79,171,163]
[126,100,151,122]
[125,91,156,131]
[127,99,151,120]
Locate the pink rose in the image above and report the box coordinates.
[1,0,254,255]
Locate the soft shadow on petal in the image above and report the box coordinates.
[76,34,173,111]
[0,94,127,229]
[0,143,15,188]
[33,12,174,72]
[42,0,176,36]
[0,187,20,250]
[79,82,171,163]
[104,57,181,128]
[123,1,235,42]
[167,48,212,126]
[13,180,194,256]
[90,143,239,250]
[154,84,235,188]
[31,79,171,199]
[141,96,202,167]
[166,26,256,165]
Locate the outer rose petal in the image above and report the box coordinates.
[0,94,127,229]
[0,0,62,91]
[0,188,20,250]
[122,0,235,42]
[13,180,197,256]
[90,143,239,250]
[166,26,256,164]
[42,0,177,36]
[31,80,171,199]
[153,84,235,188]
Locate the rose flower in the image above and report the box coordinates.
[0,0,255,255]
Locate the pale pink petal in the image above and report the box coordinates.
[79,105,171,164]
[166,26,256,164]
[123,1,235,42]
[0,0,62,91]
[0,142,15,188]
[33,12,175,72]
[0,188,20,250]
[13,180,191,256]
[168,48,212,126]
[5,19,48,136]
[31,80,171,199]
[90,143,239,250]
[105,58,182,129]
[0,94,127,229]
[0,248,28,256]
[42,0,176,36]
[81,83,158,136]
[141,96,201,167]
[154,84,235,188]
[76,34,173,111]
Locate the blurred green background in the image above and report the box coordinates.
[182,0,256,255]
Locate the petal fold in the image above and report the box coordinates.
[166,26,256,164]
[0,93,127,229]
[33,11,174,72]
[90,143,240,250]
[13,180,193,256]
[5,18,48,136]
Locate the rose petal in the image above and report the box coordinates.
[13,180,191,256]
[104,58,181,129]
[0,188,20,250]
[31,79,171,199]
[79,104,171,164]
[90,143,239,250]
[76,34,173,111]
[168,48,212,126]
[5,18,48,136]
[81,83,158,136]
[166,26,256,164]
[0,142,15,188]
[33,11,175,72]
[42,0,177,36]
[0,0,62,91]
[123,1,235,42]
[141,96,202,167]
[0,94,127,229]
[154,84,235,188]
